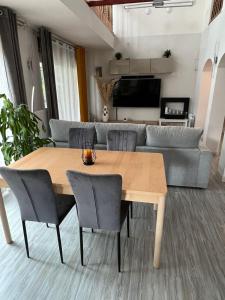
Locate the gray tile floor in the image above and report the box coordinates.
[0,159,225,300]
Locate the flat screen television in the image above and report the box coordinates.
[113,76,161,108]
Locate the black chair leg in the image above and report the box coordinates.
[46,223,49,228]
[117,232,121,273]
[130,202,133,219]
[91,228,94,233]
[79,227,84,266]
[56,225,64,264]
[22,220,29,258]
[127,210,130,238]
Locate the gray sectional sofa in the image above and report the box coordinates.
[49,119,213,189]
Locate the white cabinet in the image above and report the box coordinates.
[151,57,174,74]
[129,59,151,74]
[109,59,130,75]
[109,57,174,75]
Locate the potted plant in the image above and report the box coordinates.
[163,49,172,58]
[0,94,53,165]
[115,52,122,60]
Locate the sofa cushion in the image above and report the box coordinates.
[95,123,146,146]
[146,126,203,148]
[49,119,95,142]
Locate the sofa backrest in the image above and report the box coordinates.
[146,126,203,148]
[49,119,95,142]
[94,122,146,146]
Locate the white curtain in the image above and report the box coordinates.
[52,40,80,121]
[0,36,13,167]
[0,37,13,102]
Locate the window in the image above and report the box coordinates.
[0,37,12,103]
[0,36,11,166]
[52,39,80,121]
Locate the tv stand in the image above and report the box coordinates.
[159,118,189,127]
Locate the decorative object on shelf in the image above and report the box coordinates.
[95,66,102,77]
[188,113,195,128]
[160,97,190,120]
[82,148,96,166]
[214,55,218,65]
[0,94,53,165]
[163,49,172,58]
[102,105,109,122]
[115,52,122,60]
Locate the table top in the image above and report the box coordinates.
[0,148,167,203]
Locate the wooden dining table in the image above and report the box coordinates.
[0,147,167,268]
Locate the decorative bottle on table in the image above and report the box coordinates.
[82,148,96,166]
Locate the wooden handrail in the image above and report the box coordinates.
[210,0,223,23]
[91,5,113,31]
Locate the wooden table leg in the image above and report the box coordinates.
[153,196,165,268]
[0,189,12,244]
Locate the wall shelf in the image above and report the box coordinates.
[109,57,174,75]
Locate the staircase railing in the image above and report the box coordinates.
[210,0,224,23]
[91,5,113,32]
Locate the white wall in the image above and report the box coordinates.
[17,25,44,111]
[206,65,225,152]
[195,60,213,128]
[113,0,209,37]
[86,0,210,121]
[193,2,225,178]
[194,4,225,140]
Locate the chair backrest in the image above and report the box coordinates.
[0,167,59,224]
[66,171,122,231]
[69,128,95,149]
[107,130,137,152]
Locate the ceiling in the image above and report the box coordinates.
[0,0,114,48]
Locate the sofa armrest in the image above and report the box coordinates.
[197,145,213,188]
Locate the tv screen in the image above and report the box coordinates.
[113,77,161,108]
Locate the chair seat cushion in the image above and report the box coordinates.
[56,194,75,224]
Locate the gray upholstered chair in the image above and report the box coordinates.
[69,127,95,149]
[0,167,75,264]
[66,170,130,272]
[107,130,137,218]
[107,130,137,152]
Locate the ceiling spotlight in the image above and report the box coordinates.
[166,7,172,13]
[145,7,151,15]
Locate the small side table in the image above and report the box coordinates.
[159,118,189,127]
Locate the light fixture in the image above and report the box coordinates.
[124,0,194,10]
[166,7,172,13]
[145,7,152,14]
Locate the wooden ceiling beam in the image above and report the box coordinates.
[87,0,152,7]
